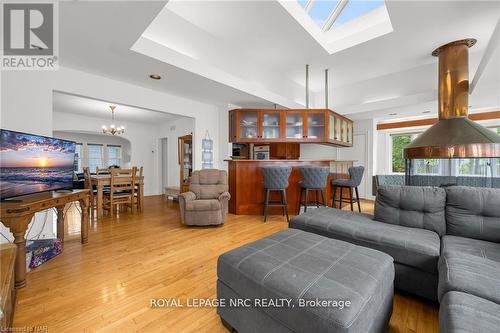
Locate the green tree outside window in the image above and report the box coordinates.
[392,135,412,173]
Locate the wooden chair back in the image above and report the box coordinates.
[96,167,110,175]
[83,167,94,200]
[110,168,135,195]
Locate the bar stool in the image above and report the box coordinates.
[261,166,292,222]
[297,166,329,214]
[331,166,365,212]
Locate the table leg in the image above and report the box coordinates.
[97,184,103,219]
[139,182,144,212]
[3,215,34,289]
[79,198,90,244]
[56,205,65,243]
[13,231,27,288]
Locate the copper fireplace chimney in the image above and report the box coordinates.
[404,39,500,159]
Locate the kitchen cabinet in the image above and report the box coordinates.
[229,109,353,147]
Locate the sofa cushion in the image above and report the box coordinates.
[185,199,221,211]
[445,186,500,242]
[439,291,500,333]
[374,185,446,236]
[217,229,394,333]
[189,169,228,200]
[438,237,500,304]
[441,235,500,263]
[290,207,441,274]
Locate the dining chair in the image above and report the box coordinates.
[133,166,143,211]
[83,167,97,219]
[103,168,135,215]
[96,167,110,175]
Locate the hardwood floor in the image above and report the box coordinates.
[13,196,438,333]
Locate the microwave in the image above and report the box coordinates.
[253,145,270,160]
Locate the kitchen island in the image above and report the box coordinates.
[227,159,353,215]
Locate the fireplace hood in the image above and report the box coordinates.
[404,39,500,159]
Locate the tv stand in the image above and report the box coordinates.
[0,189,90,288]
[0,198,23,203]
[54,189,73,194]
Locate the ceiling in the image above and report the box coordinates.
[53,92,182,124]
[58,1,500,121]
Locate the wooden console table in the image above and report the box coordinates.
[0,190,90,288]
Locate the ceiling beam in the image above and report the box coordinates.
[471,17,500,93]
[376,110,500,130]
[323,0,349,32]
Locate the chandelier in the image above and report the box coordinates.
[102,106,125,135]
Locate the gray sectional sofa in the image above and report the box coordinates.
[289,185,500,333]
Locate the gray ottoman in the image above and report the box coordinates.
[217,229,394,333]
[440,291,500,333]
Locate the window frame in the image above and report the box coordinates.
[74,143,83,173]
[107,145,122,168]
[87,143,104,172]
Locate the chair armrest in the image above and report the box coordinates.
[218,192,231,202]
[179,191,196,202]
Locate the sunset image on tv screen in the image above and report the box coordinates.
[0,130,75,199]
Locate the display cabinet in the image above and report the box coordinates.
[229,109,353,147]
[178,134,193,193]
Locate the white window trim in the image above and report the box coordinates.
[77,143,123,172]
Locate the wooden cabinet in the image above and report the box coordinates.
[229,109,353,147]
[178,134,193,193]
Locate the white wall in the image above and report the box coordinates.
[300,144,338,160]
[1,66,221,243]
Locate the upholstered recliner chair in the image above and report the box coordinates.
[179,169,231,226]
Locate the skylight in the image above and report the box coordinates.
[279,0,393,54]
[298,0,385,31]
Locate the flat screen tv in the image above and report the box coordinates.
[0,129,76,200]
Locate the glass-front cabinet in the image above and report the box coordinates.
[238,110,259,141]
[261,111,281,140]
[307,111,325,141]
[229,109,353,147]
[285,111,304,140]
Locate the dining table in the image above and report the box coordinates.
[90,174,144,219]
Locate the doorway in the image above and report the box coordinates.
[160,137,168,194]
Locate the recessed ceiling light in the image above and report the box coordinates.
[422,111,431,114]
[389,113,397,116]
[149,74,161,80]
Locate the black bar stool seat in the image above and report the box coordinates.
[297,166,329,214]
[331,166,365,212]
[261,166,292,222]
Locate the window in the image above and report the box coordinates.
[391,134,411,173]
[74,143,83,173]
[107,145,122,167]
[87,144,103,171]
[414,159,440,175]
[391,133,441,174]
[457,159,489,176]
[296,0,385,31]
